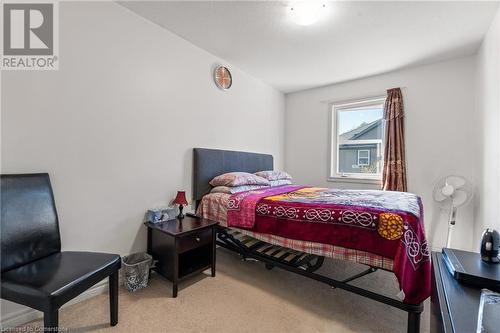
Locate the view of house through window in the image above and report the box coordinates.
[331,97,386,180]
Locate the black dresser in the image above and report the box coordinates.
[431,251,492,333]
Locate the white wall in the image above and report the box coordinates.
[475,7,500,248]
[0,2,284,323]
[285,57,478,251]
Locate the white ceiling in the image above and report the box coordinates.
[119,1,499,93]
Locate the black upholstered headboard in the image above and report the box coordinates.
[193,148,273,206]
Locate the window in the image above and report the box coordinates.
[357,150,370,166]
[329,96,386,182]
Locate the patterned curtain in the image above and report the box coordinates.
[382,88,407,192]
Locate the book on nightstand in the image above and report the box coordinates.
[442,248,500,291]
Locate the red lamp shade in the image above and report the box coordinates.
[173,191,188,205]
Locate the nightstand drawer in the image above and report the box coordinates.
[178,229,212,253]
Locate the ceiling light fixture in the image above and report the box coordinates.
[288,2,327,26]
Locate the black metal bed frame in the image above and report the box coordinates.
[192,148,424,333]
[215,226,423,333]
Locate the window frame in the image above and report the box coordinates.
[357,149,370,166]
[328,95,386,184]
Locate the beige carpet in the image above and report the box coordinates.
[18,248,430,332]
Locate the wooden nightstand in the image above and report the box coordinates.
[145,216,218,297]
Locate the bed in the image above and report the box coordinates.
[193,148,429,333]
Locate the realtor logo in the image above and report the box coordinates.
[1,2,59,70]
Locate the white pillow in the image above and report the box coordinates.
[269,179,293,187]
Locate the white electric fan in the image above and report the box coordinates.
[433,175,473,248]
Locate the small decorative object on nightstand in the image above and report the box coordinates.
[173,191,188,219]
[481,228,500,263]
[144,216,218,297]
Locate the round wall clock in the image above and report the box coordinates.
[214,66,232,90]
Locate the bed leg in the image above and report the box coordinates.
[407,311,420,333]
[265,263,274,270]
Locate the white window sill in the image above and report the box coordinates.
[327,176,382,186]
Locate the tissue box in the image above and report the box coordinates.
[146,206,178,223]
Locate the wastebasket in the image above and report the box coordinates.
[121,253,154,292]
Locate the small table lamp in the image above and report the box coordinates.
[173,191,188,219]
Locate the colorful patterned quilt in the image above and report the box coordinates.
[227,185,431,305]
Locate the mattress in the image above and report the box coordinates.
[197,192,394,271]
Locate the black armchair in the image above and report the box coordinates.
[1,173,121,332]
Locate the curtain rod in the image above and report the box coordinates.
[319,86,407,104]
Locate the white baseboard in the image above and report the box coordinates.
[1,279,109,329]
